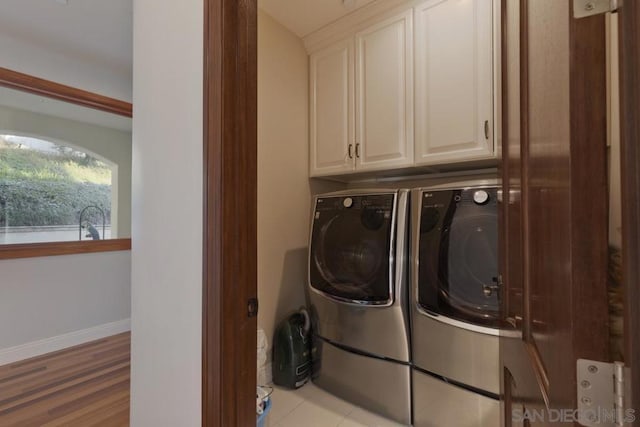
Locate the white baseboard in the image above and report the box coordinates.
[0,318,131,366]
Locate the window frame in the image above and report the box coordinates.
[0,67,132,259]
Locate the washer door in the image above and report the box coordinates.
[309,193,395,305]
[441,211,499,318]
[417,188,500,326]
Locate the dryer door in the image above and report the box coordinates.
[309,193,396,305]
[417,188,500,326]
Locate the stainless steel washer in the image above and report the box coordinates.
[308,189,411,425]
[411,180,501,427]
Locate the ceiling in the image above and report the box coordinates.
[0,86,132,132]
[0,0,366,71]
[259,0,376,38]
[0,0,132,74]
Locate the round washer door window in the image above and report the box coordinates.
[309,194,395,304]
[440,212,499,320]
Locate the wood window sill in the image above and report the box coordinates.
[0,239,132,260]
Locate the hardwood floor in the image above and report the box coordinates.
[0,332,130,427]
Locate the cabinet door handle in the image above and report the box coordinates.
[484,120,490,140]
[355,143,361,158]
[348,144,353,159]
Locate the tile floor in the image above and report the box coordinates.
[264,382,408,427]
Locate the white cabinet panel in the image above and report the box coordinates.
[414,0,494,165]
[355,10,414,171]
[310,39,355,176]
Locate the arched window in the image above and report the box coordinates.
[0,134,115,244]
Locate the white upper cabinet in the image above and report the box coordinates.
[309,39,355,176]
[355,10,414,171]
[306,0,496,177]
[414,0,494,165]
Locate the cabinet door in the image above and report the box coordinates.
[309,39,355,176]
[414,0,493,166]
[355,10,414,171]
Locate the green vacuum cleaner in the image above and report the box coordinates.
[272,308,311,389]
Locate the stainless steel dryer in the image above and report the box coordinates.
[308,189,411,425]
[411,181,501,427]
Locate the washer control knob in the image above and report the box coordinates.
[473,190,490,205]
[343,197,353,208]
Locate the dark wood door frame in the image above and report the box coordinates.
[500,0,609,422]
[202,0,258,426]
[618,2,640,422]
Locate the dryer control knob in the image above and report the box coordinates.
[473,190,490,205]
[343,197,353,208]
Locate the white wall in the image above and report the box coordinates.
[130,1,203,425]
[256,13,347,377]
[257,11,311,365]
[0,33,132,102]
[0,251,131,349]
[0,31,132,356]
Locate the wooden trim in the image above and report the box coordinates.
[519,0,532,344]
[498,0,509,323]
[0,67,132,117]
[617,0,640,421]
[568,7,609,364]
[202,0,258,425]
[0,238,131,260]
